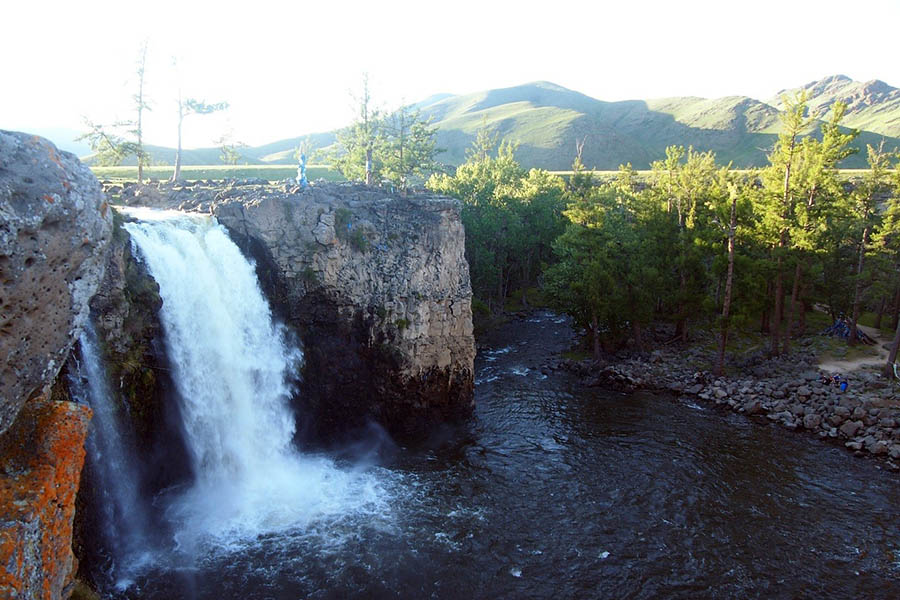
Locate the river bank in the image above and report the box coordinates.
[552,321,900,468]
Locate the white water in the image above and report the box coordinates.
[70,321,152,587]
[122,208,391,554]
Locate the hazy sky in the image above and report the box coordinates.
[3,0,899,152]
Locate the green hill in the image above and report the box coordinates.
[770,74,900,138]
[417,80,900,169]
[83,77,900,170]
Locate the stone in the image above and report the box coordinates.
[0,397,92,599]
[742,398,765,415]
[796,385,812,398]
[789,403,806,417]
[803,413,822,430]
[827,414,846,427]
[686,384,703,395]
[0,131,112,435]
[312,212,337,246]
[870,441,890,455]
[839,420,864,438]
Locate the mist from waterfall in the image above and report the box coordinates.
[70,321,153,589]
[121,208,391,555]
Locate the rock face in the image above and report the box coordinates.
[0,396,92,599]
[0,131,112,435]
[212,184,475,439]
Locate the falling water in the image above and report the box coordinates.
[121,209,390,555]
[70,320,152,588]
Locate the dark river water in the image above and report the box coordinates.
[131,311,900,599]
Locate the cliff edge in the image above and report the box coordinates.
[212,183,475,439]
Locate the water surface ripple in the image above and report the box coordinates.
[134,311,900,599]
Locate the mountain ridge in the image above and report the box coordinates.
[80,76,900,170]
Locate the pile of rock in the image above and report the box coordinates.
[562,347,900,468]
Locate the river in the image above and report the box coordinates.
[126,310,900,599]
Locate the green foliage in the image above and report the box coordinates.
[334,207,352,232]
[348,228,370,253]
[440,94,898,366]
[381,105,441,188]
[332,207,370,252]
[428,135,566,310]
[78,118,147,167]
[327,75,441,189]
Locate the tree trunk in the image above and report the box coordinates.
[171,96,183,183]
[592,311,601,361]
[365,147,374,185]
[891,284,900,332]
[136,44,147,184]
[883,316,900,378]
[633,320,645,354]
[716,194,737,376]
[784,261,802,355]
[875,296,886,330]
[770,127,795,357]
[771,257,784,356]
[676,270,688,343]
[798,295,807,336]
[849,225,869,345]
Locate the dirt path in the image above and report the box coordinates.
[818,323,890,373]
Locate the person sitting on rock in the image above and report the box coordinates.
[831,373,848,392]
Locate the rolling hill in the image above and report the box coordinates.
[770,74,900,138]
[82,76,900,170]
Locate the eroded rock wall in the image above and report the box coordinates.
[0,131,112,435]
[212,184,475,439]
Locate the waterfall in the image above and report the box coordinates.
[70,321,152,588]
[121,209,388,553]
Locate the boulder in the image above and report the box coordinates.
[803,413,822,430]
[839,420,864,438]
[827,414,846,427]
[742,398,765,415]
[0,131,112,435]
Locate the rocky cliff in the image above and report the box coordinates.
[0,131,112,435]
[0,131,111,599]
[118,180,476,440]
[215,184,475,439]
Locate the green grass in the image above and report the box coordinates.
[91,164,343,183]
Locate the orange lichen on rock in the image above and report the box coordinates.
[0,397,92,600]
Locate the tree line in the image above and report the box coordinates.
[425,93,900,377]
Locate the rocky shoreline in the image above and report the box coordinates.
[542,328,900,469]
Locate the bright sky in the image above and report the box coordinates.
[2,0,898,153]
